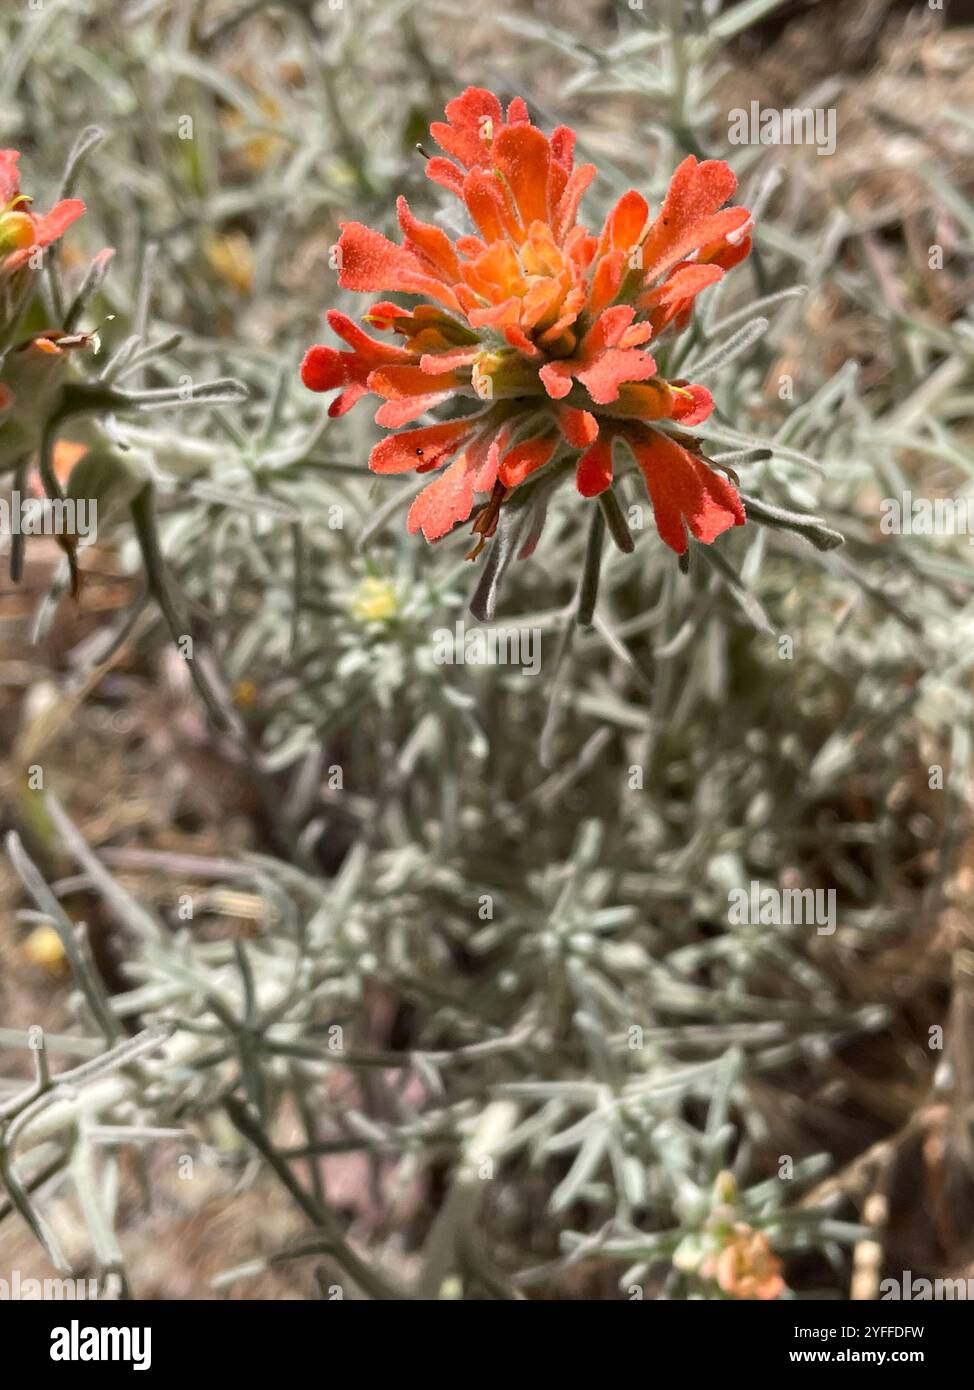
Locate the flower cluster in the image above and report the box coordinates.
[301,89,752,556]
[698,1224,786,1301]
[1,149,88,468]
[0,149,84,278]
[673,1172,787,1300]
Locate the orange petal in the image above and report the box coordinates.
[408,454,480,540]
[498,434,557,487]
[554,163,595,242]
[588,249,626,316]
[337,222,459,310]
[426,156,466,196]
[640,157,748,284]
[419,347,479,374]
[0,149,21,205]
[397,196,461,285]
[374,393,454,427]
[492,125,551,230]
[301,345,345,393]
[599,190,649,255]
[668,382,714,425]
[369,418,472,474]
[640,262,724,332]
[367,364,460,400]
[462,169,517,245]
[576,439,613,497]
[630,427,745,553]
[557,405,598,449]
[32,198,85,248]
[326,310,410,363]
[430,87,503,169]
[577,348,656,405]
[52,440,87,482]
[538,361,574,400]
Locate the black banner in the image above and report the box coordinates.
[2,1297,965,1375]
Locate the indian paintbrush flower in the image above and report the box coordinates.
[0,148,85,343]
[301,88,752,557]
[1,150,90,488]
[674,1172,787,1300]
[701,1225,786,1301]
[0,148,85,286]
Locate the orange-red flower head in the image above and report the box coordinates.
[0,150,85,274]
[701,1224,786,1301]
[302,89,752,555]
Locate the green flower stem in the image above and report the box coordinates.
[598,486,635,554]
[577,502,606,629]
